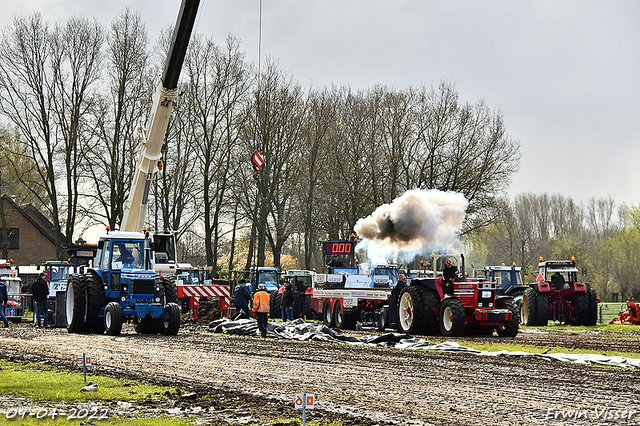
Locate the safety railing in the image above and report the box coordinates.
[599,302,627,324]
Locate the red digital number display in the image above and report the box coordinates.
[323,241,353,255]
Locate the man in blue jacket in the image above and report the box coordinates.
[233,279,251,317]
[0,278,9,327]
[32,272,49,328]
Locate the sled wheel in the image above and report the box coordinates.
[323,300,334,328]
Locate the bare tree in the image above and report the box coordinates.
[297,87,340,268]
[244,60,306,267]
[0,13,104,257]
[83,9,148,230]
[183,35,252,268]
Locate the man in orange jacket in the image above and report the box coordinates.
[252,283,270,337]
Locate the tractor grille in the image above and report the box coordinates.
[477,289,495,308]
[131,280,155,295]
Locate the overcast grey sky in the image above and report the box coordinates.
[3,0,640,207]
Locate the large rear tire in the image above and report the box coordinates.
[323,300,334,328]
[574,292,590,325]
[104,302,123,336]
[304,295,314,320]
[161,302,181,335]
[535,292,549,326]
[269,290,282,319]
[397,286,440,335]
[523,288,537,326]
[496,298,519,337]
[156,276,178,305]
[588,288,598,325]
[439,297,466,337]
[66,274,86,333]
[85,271,107,334]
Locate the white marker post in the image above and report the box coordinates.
[76,353,92,383]
[294,390,315,425]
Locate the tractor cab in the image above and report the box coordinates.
[92,232,158,312]
[248,266,280,292]
[482,264,525,293]
[539,260,579,290]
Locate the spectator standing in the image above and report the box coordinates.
[281,281,295,322]
[0,278,8,327]
[233,279,251,317]
[252,283,270,337]
[32,272,49,328]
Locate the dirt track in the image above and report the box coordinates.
[1,323,640,426]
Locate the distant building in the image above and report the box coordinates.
[0,196,60,265]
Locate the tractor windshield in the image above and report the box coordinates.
[496,270,523,290]
[259,270,278,286]
[545,267,578,283]
[49,265,73,282]
[111,241,145,269]
[373,267,399,286]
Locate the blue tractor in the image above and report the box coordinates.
[65,231,180,336]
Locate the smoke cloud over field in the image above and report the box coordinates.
[354,189,467,261]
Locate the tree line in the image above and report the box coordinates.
[0,10,636,301]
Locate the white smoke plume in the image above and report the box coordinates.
[354,189,468,261]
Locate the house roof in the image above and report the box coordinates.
[1,196,62,245]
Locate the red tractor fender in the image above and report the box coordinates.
[570,282,588,292]
[535,281,551,293]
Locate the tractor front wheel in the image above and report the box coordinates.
[161,302,181,335]
[439,297,465,336]
[104,302,123,336]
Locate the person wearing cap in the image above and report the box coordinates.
[32,272,49,328]
[234,279,251,317]
[252,283,270,337]
[442,260,458,296]
[281,281,295,322]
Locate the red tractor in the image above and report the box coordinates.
[522,257,597,326]
[392,254,519,337]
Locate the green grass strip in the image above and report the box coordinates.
[0,359,175,403]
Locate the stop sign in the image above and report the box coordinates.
[251,150,264,171]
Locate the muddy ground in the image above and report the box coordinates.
[0,319,639,426]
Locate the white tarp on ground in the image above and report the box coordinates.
[208,317,640,370]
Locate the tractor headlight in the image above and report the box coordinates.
[121,296,126,302]
[482,291,492,299]
[155,297,160,303]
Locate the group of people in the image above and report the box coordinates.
[0,272,50,329]
[233,279,297,338]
